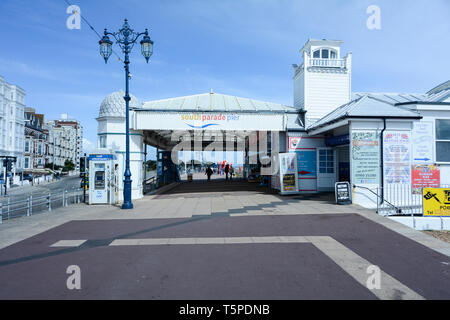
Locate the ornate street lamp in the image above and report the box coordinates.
[99,19,153,209]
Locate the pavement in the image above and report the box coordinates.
[0,178,449,299]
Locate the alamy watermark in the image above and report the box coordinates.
[366,5,381,30]
[366,265,381,290]
[66,5,81,30]
[66,265,81,290]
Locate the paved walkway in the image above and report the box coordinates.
[0,179,449,299]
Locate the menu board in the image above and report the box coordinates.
[335,182,352,205]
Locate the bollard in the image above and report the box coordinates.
[62,190,65,207]
[48,192,51,212]
[0,203,3,224]
[7,196,10,220]
[29,195,33,216]
[65,190,68,207]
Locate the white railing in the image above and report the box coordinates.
[0,187,85,223]
[375,184,450,216]
[309,58,346,68]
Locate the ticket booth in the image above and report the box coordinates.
[88,152,118,205]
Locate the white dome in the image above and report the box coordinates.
[99,90,141,118]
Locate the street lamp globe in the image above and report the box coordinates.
[140,30,153,63]
[99,32,113,63]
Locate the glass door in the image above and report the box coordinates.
[317,148,336,191]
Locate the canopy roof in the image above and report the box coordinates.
[139,92,298,114]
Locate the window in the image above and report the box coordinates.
[312,48,337,59]
[24,157,29,169]
[99,135,106,148]
[436,119,450,162]
[319,149,334,174]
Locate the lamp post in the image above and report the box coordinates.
[99,19,153,209]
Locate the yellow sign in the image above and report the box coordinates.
[423,188,450,216]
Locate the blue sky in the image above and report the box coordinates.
[0,0,449,159]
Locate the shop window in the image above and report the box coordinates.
[319,149,334,173]
[436,119,450,162]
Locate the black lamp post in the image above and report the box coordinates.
[99,19,153,209]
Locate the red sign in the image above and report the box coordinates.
[412,164,440,194]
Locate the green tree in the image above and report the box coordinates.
[63,159,75,172]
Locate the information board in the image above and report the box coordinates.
[383,131,411,184]
[423,188,450,216]
[412,164,440,194]
[278,153,298,195]
[351,131,380,184]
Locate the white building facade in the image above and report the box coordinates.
[96,39,450,215]
[0,76,26,174]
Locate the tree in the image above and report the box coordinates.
[63,159,75,172]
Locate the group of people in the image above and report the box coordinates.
[205,163,234,181]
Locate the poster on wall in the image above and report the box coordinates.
[296,150,317,178]
[351,131,380,184]
[412,121,433,164]
[412,164,440,194]
[278,153,298,194]
[383,132,411,184]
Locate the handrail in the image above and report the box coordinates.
[0,187,84,222]
[309,58,345,68]
[352,184,402,214]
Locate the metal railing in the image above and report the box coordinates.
[0,187,85,224]
[309,58,346,68]
[376,184,450,216]
[143,175,157,194]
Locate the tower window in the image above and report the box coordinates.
[312,48,338,59]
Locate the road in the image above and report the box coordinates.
[0,180,449,300]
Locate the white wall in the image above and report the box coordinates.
[97,116,144,202]
[305,71,351,120]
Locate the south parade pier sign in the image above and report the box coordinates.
[135,111,286,131]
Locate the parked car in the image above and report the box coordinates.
[21,173,33,182]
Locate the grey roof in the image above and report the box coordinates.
[307,95,421,131]
[353,80,450,104]
[140,92,298,113]
[352,92,428,104]
[427,80,450,95]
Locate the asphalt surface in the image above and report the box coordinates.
[0,213,449,299]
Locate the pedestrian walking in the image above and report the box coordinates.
[229,165,234,180]
[224,163,230,180]
[206,166,213,181]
